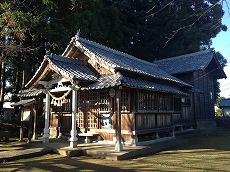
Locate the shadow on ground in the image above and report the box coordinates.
[1,154,135,172]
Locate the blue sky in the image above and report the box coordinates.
[212,2,230,98]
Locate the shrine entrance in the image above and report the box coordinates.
[78,90,99,133]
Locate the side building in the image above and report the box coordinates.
[154,49,226,129]
[219,98,230,117]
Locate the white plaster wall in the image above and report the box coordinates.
[223,108,230,117]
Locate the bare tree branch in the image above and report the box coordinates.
[163,0,225,48]
[147,0,174,17]
[146,0,162,14]
[0,44,40,53]
[225,0,230,17]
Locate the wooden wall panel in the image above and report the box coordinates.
[121,113,135,131]
[136,113,156,130]
[156,114,172,127]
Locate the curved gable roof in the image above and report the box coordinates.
[25,54,99,89]
[48,54,99,81]
[64,36,191,87]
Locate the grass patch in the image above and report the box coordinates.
[1,128,230,171]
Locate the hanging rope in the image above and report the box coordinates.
[47,89,72,100]
[47,88,72,106]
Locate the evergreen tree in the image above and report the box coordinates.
[0,2,36,114]
[0,0,227,112]
[213,52,227,102]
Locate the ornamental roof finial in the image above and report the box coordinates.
[46,50,51,56]
[44,50,52,59]
[76,29,80,37]
[71,29,81,43]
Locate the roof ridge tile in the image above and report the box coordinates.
[154,49,214,63]
[78,37,158,67]
[49,54,86,64]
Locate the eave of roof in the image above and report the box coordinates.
[11,99,36,107]
[220,99,230,108]
[25,57,49,88]
[82,72,187,96]
[18,89,43,98]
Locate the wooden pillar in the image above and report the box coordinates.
[43,93,50,143]
[69,87,78,148]
[115,89,123,152]
[58,111,62,138]
[27,105,33,142]
[19,108,24,142]
[32,105,38,140]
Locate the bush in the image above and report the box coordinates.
[216,117,230,128]
[215,108,223,117]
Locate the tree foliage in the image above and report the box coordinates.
[213,51,227,101]
[0,0,228,113]
[0,1,38,114]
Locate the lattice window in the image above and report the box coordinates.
[138,90,157,111]
[87,112,98,128]
[174,97,182,111]
[158,93,173,111]
[82,91,98,110]
[78,90,98,128]
[77,112,84,128]
[84,91,98,129]
[62,95,71,112]
[99,90,109,112]
[121,89,130,112]
[181,98,191,106]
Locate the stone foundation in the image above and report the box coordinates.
[196,120,216,130]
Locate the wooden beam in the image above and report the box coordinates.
[32,104,38,140]
[31,65,50,89]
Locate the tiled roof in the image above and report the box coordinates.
[24,72,186,96]
[25,54,99,88]
[48,54,99,81]
[122,75,187,95]
[82,73,122,90]
[153,49,215,74]
[83,72,187,95]
[72,36,190,87]
[18,89,43,97]
[220,99,230,108]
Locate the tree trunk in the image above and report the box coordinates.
[0,59,6,116]
[12,53,23,116]
[23,54,33,87]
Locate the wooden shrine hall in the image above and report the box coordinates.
[17,34,226,151]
